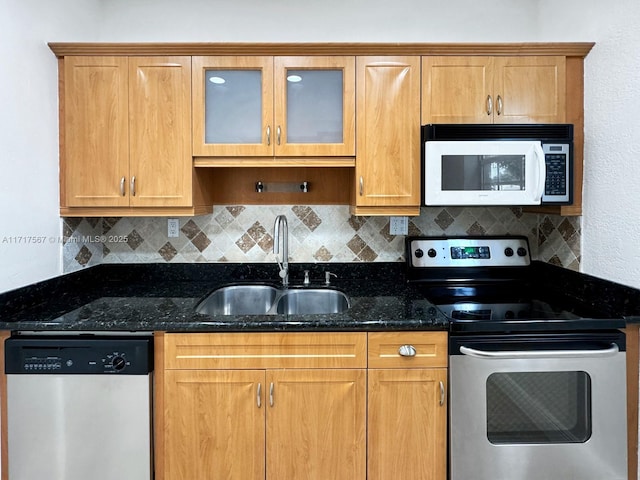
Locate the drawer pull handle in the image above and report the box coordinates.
[398,345,416,357]
[257,383,262,408]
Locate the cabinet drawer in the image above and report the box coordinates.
[368,332,448,368]
[164,332,367,370]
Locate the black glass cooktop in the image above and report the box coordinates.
[423,283,624,333]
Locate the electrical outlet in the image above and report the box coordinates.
[167,219,180,238]
[389,216,408,235]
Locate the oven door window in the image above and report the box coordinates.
[486,371,592,444]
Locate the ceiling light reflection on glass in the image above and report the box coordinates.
[209,76,226,85]
[286,74,302,83]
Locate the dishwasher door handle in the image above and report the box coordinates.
[459,343,620,359]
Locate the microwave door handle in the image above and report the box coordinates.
[459,343,620,360]
[533,142,546,202]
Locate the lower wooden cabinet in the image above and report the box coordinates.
[368,368,447,480]
[157,332,367,480]
[156,331,446,480]
[266,369,366,480]
[164,369,266,480]
[367,331,448,480]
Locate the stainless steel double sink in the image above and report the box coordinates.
[195,284,350,316]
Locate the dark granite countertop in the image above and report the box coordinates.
[0,263,448,332]
[1,260,638,334]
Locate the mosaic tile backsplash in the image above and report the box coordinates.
[62,206,581,273]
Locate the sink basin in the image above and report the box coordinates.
[196,285,351,316]
[195,285,278,316]
[276,289,350,315]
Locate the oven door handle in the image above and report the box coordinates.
[459,343,620,359]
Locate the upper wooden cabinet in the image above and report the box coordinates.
[352,56,421,216]
[62,56,129,208]
[51,43,592,216]
[422,56,566,124]
[192,56,355,159]
[61,56,200,215]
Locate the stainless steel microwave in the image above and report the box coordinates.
[423,124,573,206]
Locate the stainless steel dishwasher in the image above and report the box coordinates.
[5,335,153,480]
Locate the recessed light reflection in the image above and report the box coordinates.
[209,76,226,85]
[286,74,302,83]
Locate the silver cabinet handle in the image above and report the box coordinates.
[439,381,445,406]
[486,95,493,115]
[257,383,262,408]
[398,345,416,357]
[266,125,271,146]
[276,125,281,145]
[120,177,126,196]
[459,343,620,359]
[269,382,274,407]
[359,176,364,196]
[130,176,136,196]
[497,95,503,115]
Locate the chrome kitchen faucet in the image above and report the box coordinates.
[273,215,289,286]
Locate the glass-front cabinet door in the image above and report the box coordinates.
[273,56,355,157]
[192,56,274,157]
[192,56,355,158]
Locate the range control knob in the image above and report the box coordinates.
[504,247,514,257]
[112,356,126,371]
[414,249,424,258]
[517,247,528,257]
[427,248,437,258]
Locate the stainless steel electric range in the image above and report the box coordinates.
[406,236,628,480]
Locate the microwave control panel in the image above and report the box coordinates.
[542,143,571,203]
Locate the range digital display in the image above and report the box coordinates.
[450,246,491,260]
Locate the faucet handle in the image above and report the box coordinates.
[325,271,337,285]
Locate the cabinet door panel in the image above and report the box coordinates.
[63,56,129,207]
[266,369,366,480]
[422,56,494,124]
[355,56,421,208]
[274,56,355,156]
[192,56,274,156]
[164,370,265,480]
[129,57,192,207]
[368,369,447,480]
[494,56,566,123]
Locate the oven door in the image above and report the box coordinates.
[449,333,627,480]
[424,140,546,206]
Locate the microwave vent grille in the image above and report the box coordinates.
[424,124,573,142]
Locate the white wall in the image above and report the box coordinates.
[0,0,102,293]
[96,0,541,42]
[538,0,640,289]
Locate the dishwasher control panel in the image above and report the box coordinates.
[4,336,152,375]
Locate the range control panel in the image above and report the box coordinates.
[5,336,152,375]
[408,236,531,268]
